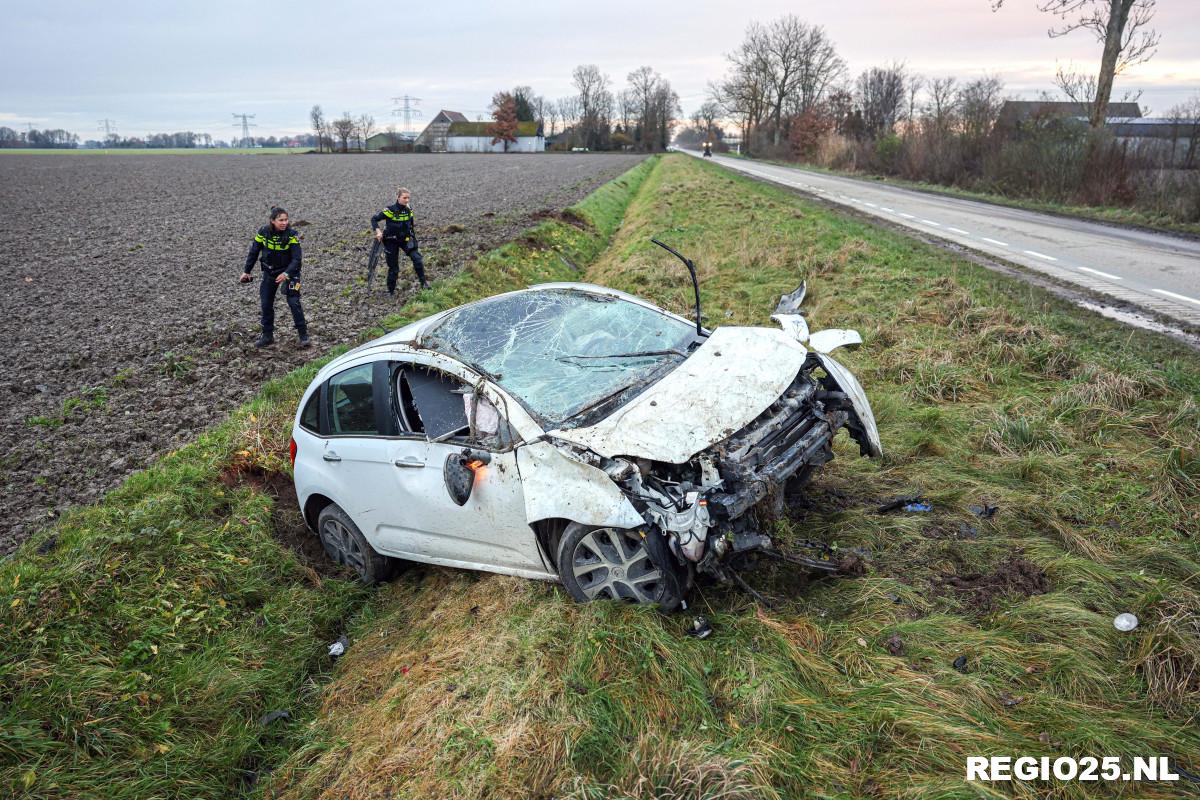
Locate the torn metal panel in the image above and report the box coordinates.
[515,440,644,529]
[808,328,862,354]
[771,313,810,344]
[550,327,810,463]
[815,352,883,457]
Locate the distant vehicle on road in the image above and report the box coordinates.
[291,279,880,607]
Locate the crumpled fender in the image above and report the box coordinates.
[770,313,810,344]
[815,353,883,457]
[515,440,644,529]
[808,328,862,354]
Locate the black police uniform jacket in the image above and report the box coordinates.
[244,226,301,278]
[370,203,417,250]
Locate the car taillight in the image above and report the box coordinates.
[289,436,298,468]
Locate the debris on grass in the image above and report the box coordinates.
[328,636,349,658]
[259,710,292,726]
[969,503,999,518]
[687,616,713,639]
[953,655,969,673]
[1114,613,1139,632]
[877,494,924,513]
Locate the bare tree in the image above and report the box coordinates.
[573,64,613,150]
[309,105,326,153]
[856,64,908,137]
[332,112,354,153]
[358,113,375,150]
[993,0,1159,127]
[927,77,960,131]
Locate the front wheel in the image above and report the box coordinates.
[317,504,400,585]
[555,523,682,609]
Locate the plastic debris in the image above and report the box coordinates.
[969,503,999,518]
[1114,613,1139,632]
[686,616,713,639]
[877,494,923,514]
[903,502,933,513]
[953,655,969,673]
[327,635,349,658]
[258,709,291,726]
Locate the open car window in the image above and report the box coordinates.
[393,365,470,439]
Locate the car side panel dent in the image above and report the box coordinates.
[516,440,644,529]
[808,328,863,353]
[815,353,883,457]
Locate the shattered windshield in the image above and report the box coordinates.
[421,289,697,427]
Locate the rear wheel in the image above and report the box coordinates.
[317,504,400,584]
[556,522,681,609]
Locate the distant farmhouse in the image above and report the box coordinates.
[364,131,414,152]
[995,101,1197,167]
[416,110,545,153]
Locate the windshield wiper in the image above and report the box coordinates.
[556,348,687,363]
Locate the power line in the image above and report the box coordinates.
[232,113,257,146]
[390,96,422,135]
[97,119,117,139]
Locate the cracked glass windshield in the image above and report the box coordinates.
[422,289,697,427]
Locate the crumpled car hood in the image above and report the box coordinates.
[548,326,809,464]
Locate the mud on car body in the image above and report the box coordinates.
[291,281,880,608]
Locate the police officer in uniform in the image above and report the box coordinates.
[240,206,310,348]
[370,187,428,293]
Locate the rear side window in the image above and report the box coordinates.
[328,365,377,435]
[300,389,321,433]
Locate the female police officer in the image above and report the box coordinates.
[370,187,428,293]
[240,206,310,348]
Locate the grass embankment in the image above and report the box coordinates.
[0,157,658,799]
[723,150,1200,237]
[266,154,1200,800]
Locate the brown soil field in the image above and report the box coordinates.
[0,152,645,554]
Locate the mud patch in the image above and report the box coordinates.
[938,556,1051,612]
[219,464,346,579]
[530,207,592,229]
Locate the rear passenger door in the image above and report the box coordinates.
[317,360,397,550]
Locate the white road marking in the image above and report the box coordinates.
[1152,288,1200,307]
[898,212,916,219]
[947,227,970,235]
[1024,249,1058,261]
[880,207,895,213]
[920,219,941,226]
[862,202,878,207]
[981,237,1009,247]
[1078,266,1123,280]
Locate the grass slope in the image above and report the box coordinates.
[266,154,1200,800]
[0,157,657,799]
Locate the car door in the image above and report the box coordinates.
[316,360,397,548]
[373,359,549,577]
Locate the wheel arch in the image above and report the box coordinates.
[303,492,336,533]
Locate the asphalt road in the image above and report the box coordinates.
[685,150,1200,329]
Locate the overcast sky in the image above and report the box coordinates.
[2,0,1197,140]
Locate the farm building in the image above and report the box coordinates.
[994,101,1143,135]
[364,131,414,152]
[416,111,544,152]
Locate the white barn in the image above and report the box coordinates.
[417,113,544,153]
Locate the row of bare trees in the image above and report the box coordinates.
[310,105,389,152]
[540,65,680,151]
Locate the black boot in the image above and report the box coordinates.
[255,333,275,348]
[298,333,311,348]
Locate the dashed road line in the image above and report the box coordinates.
[981,237,1009,247]
[1078,266,1123,280]
[880,207,895,213]
[1153,288,1200,307]
[1024,249,1058,261]
[946,227,970,235]
[898,212,915,219]
[862,201,878,208]
[920,219,941,226]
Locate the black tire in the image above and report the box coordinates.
[317,504,400,584]
[555,522,682,609]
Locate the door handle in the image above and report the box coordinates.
[393,457,425,469]
[322,451,342,462]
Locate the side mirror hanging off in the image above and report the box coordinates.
[443,448,492,506]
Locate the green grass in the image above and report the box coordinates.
[728,151,1200,236]
[266,155,1200,800]
[0,157,657,799]
[0,147,306,156]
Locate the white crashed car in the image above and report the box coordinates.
[290,281,880,608]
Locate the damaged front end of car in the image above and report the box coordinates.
[548,281,882,605]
